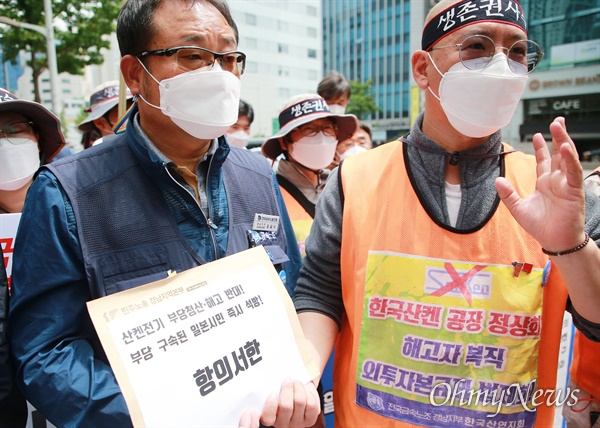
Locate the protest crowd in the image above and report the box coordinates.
[1,0,599,427]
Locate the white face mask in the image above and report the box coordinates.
[226,130,250,148]
[339,144,367,160]
[290,132,337,170]
[138,60,241,140]
[328,104,346,115]
[0,138,40,191]
[428,52,528,138]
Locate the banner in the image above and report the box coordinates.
[87,246,318,427]
[0,213,21,292]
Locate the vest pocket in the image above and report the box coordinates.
[263,244,289,266]
[99,248,173,295]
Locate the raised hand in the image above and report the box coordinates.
[495,116,586,252]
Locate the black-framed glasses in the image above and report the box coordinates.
[293,122,338,138]
[0,121,35,144]
[137,46,246,76]
[429,35,544,74]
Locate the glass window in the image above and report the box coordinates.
[308,49,317,58]
[308,27,317,38]
[307,5,317,16]
[278,43,289,54]
[278,66,289,77]
[277,20,288,32]
[246,61,258,73]
[245,13,256,26]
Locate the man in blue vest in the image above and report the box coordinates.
[8,1,301,426]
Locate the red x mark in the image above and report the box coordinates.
[429,262,487,306]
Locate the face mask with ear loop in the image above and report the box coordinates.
[137,59,241,140]
[289,132,338,171]
[339,144,367,160]
[0,138,40,191]
[226,130,250,148]
[328,104,346,115]
[427,52,528,138]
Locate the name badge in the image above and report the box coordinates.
[253,213,280,232]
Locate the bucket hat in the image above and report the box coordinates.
[262,93,358,160]
[78,81,133,132]
[0,88,65,163]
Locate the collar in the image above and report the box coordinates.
[405,113,505,188]
[131,113,219,167]
[277,159,328,204]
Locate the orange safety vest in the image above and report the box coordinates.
[570,167,600,399]
[570,331,600,399]
[280,186,314,257]
[337,141,567,428]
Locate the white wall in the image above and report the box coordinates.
[228,0,323,137]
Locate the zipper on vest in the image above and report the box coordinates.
[206,218,218,230]
[164,162,219,260]
[204,153,219,255]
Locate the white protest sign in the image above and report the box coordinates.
[0,213,21,289]
[87,246,318,427]
[1,213,58,428]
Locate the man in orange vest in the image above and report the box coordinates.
[248,1,600,427]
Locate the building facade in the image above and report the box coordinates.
[323,0,599,149]
[228,0,323,138]
[323,0,426,141]
[0,46,24,93]
[14,57,86,150]
[511,0,600,154]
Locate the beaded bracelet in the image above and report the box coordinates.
[542,233,590,257]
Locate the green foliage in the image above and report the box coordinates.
[0,0,121,101]
[346,79,381,120]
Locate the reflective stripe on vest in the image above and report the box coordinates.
[337,141,567,428]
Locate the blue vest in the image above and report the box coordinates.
[47,133,287,299]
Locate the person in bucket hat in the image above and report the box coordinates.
[0,86,66,425]
[262,94,358,427]
[0,88,64,166]
[262,92,358,253]
[262,93,357,237]
[77,81,133,148]
[262,93,357,164]
[0,88,65,210]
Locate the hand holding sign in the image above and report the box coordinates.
[87,247,319,427]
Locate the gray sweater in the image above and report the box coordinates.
[294,114,600,340]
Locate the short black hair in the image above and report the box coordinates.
[317,71,351,101]
[117,0,239,57]
[359,121,372,140]
[239,99,254,124]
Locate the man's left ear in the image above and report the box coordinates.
[412,50,430,90]
[121,55,143,95]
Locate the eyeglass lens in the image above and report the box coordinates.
[1,122,34,144]
[175,48,246,75]
[297,123,337,137]
[459,35,543,74]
